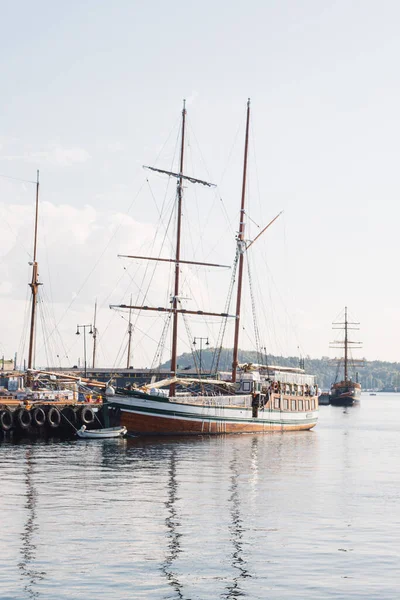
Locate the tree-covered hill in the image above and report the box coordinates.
[161,348,400,391]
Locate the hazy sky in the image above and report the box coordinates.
[1,0,400,368]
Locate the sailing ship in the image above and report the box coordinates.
[107,100,319,435]
[329,307,362,406]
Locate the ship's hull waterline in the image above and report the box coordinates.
[111,393,319,436]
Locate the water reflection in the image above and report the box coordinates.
[224,445,252,599]
[161,449,184,599]
[18,448,46,599]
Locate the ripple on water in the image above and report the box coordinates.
[1,395,400,599]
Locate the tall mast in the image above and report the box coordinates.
[27,170,41,370]
[127,294,133,369]
[344,306,348,380]
[330,306,361,382]
[92,300,98,369]
[232,99,251,383]
[170,100,186,395]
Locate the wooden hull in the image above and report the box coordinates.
[330,380,361,407]
[110,392,319,436]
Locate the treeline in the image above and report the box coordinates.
[162,348,400,391]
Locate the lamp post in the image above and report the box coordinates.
[193,337,209,376]
[76,324,93,377]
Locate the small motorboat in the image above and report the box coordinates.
[76,425,127,439]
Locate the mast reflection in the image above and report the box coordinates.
[161,450,184,599]
[18,447,46,599]
[224,445,252,599]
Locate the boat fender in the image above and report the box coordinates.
[105,386,115,397]
[0,408,13,431]
[17,408,32,429]
[80,406,95,425]
[32,406,46,427]
[47,407,61,428]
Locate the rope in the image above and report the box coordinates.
[151,312,172,371]
[210,249,239,374]
[246,252,262,364]
[60,410,78,433]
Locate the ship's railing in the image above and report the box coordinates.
[172,394,253,408]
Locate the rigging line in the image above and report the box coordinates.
[0,173,36,185]
[245,211,261,229]
[44,180,148,342]
[211,249,239,374]
[187,121,215,184]
[38,297,51,368]
[113,330,128,370]
[246,252,262,364]
[39,287,70,364]
[152,114,181,168]
[219,114,245,188]
[151,312,171,371]
[183,128,221,288]
[145,180,177,258]
[216,109,250,235]
[146,124,181,224]
[95,263,142,348]
[254,258,284,358]
[36,223,67,360]
[18,284,31,369]
[129,192,176,336]
[177,146,226,311]
[250,117,264,222]
[181,313,200,375]
[0,209,31,260]
[132,312,172,355]
[261,255,303,357]
[118,313,165,347]
[123,181,176,326]
[96,235,148,320]
[219,195,236,237]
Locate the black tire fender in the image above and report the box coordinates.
[32,406,46,427]
[47,406,61,428]
[0,409,13,431]
[80,406,95,425]
[17,408,32,429]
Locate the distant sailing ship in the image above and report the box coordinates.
[329,307,362,407]
[107,100,319,435]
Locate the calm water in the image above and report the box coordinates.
[1,394,400,600]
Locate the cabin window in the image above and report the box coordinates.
[291,399,296,411]
[283,399,288,410]
[274,398,280,409]
[242,382,251,392]
[305,400,310,410]
[299,400,303,411]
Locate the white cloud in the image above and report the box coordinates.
[0,198,165,367]
[0,144,91,167]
